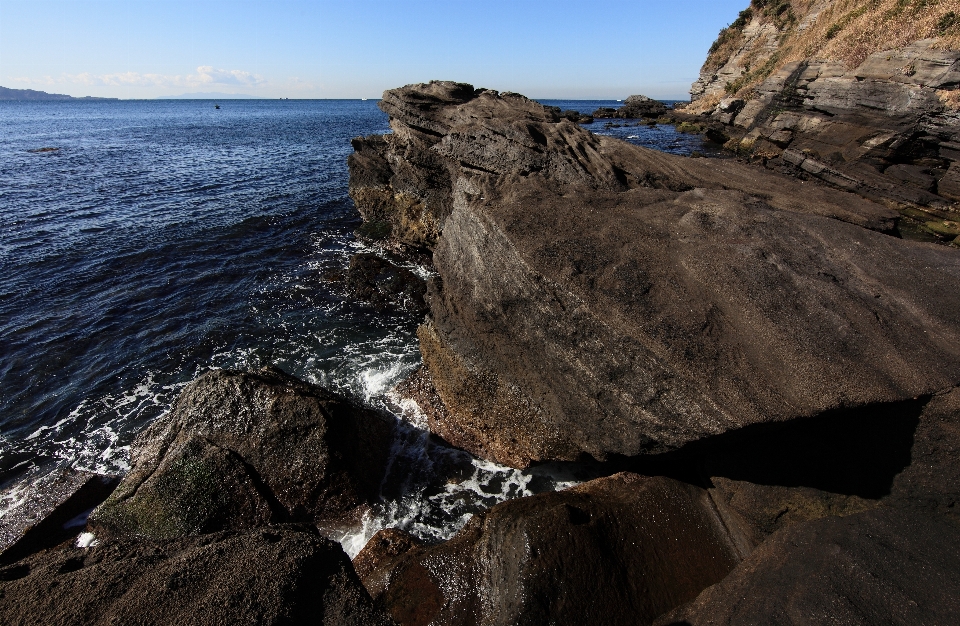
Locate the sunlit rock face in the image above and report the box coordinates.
[349,80,960,469]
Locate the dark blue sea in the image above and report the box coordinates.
[0,98,718,553]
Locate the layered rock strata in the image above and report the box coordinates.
[704,41,960,210]
[349,80,960,468]
[89,367,395,540]
[686,1,960,233]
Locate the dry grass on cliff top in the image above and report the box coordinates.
[698,0,960,108]
[808,0,960,66]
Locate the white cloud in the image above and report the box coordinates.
[9,67,266,89]
[9,76,57,86]
[192,66,265,86]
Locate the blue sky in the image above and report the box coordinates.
[0,0,749,99]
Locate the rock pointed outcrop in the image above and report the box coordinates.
[349,80,960,468]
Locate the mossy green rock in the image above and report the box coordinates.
[90,367,395,541]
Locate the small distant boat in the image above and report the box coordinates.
[214,104,220,109]
[361,98,368,101]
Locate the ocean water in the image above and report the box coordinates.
[0,98,717,555]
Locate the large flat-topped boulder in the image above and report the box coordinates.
[349,81,960,468]
[424,178,960,466]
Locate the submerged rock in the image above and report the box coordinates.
[369,473,745,626]
[89,367,395,540]
[346,252,427,313]
[0,525,394,626]
[656,508,960,626]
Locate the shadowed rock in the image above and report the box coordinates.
[644,386,959,546]
[0,525,394,626]
[346,253,427,313]
[655,508,960,626]
[89,367,395,540]
[0,471,119,566]
[370,473,745,626]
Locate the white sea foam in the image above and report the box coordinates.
[15,371,187,481]
[10,223,581,560]
[335,395,585,559]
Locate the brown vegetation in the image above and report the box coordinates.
[697,0,960,108]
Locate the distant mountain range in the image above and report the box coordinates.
[156,92,258,99]
[0,86,118,101]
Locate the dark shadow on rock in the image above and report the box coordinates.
[0,473,120,567]
[610,397,926,500]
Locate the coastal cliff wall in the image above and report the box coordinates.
[685,0,960,229]
[691,0,960,110]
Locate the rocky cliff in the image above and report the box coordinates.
[350,80,960,469]
[346,78,960,624]
[685,0,960,234]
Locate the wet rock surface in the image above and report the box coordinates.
[0,471,119,566]
[371,473,744,626]
[89,367,395,540]
[346,252,428,313]
[0,525,393,626]
[656,508,960,626]
[352,527,423,601]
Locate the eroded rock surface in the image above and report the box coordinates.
[89,367,395,540]
[0,525,394,626]
[349,81,960,468]
[370,473,745,626]
[688,3,960,235]
[656,508,960,626]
